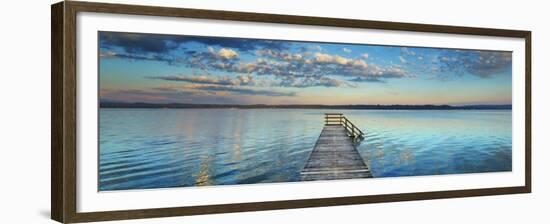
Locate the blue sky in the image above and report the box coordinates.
[99,31,512,105]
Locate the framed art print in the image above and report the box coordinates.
[51,1,531,223]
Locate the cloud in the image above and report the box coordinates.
[316,76,357,88]
[277,76,356,88]
[361,53,369,59]
[312,45,323,51]
[99,32,185,54]
[401,47,416,56]
[217,48,239,60]
[185,49,411,86]
[313,53,368,68]
[399,56,407,64]
[101,31,416,89]
[147,75,254,86]
[349,77,386,83]
[100,32,289,54]
[100,84,292,104]
[149,73,355,89]
[398,46,511,79]
[99,50,182,65]
[188,85,296,97]
[148,75,236,85]
[99,51,117,58]
[314,53,337,63]
[436,50,512,78]
[343,48,352,53]
[189,37,289,52]
[145,74,295,96]
[256,49,303,62]
[346,65,412,82]
[100,88,215,103]
[238,75,255,85]
[349,59,369,69]
[368,65,411,78]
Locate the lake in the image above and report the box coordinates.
[99,109,512,191]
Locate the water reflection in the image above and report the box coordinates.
[195,155,212,186]
[99,109,512,191]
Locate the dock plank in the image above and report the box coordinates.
[301,125,372,181]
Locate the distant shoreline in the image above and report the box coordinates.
[100,102,512,110]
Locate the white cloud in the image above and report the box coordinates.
[361,53,369,59]
[256,49,303,62]
[350,60,368,69]
[218,48,238,60]
[402,47,416,56]
[314,53,334,63]
[436,50,512,78]
[185,48,412,87]
[313,53,367,68]
[368,65,412,78]
[148,74,253,86]
[399,56,407,63]
[207,46,238,60]
[99,51,117,58]
[334,56,349,65]
[237,75,255,85]
[343,48,352,53]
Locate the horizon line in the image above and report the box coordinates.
[99,101,512,107]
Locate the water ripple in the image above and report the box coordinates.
[100,109,511,191]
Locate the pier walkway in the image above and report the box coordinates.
[300,113,372,181]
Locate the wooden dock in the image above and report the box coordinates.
[301,113,372,181]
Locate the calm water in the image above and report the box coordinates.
[99,109,512,191]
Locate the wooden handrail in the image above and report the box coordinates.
[324,113,364,140]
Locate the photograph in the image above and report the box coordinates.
[98,31,513,191]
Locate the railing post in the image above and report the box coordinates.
[324,114,363,140]
[343,118,346,128]
[351,123,357,138]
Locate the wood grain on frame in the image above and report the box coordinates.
[51,2,64,222]
[51,1,532,223]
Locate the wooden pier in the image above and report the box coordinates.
[301,113,372,181]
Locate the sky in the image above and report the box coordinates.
[99,31,512,105]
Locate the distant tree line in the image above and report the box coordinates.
[100,102,512,110]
